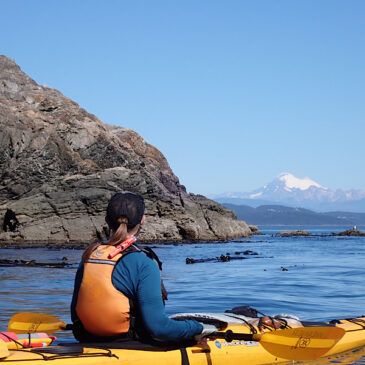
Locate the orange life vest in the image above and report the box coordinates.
[76,244,135,337]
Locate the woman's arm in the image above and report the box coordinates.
[113,253,203,341]
[137,257,203,341]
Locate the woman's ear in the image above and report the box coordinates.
[141,215,146,225]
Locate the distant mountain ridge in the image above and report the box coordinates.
[223,203,365,226]
[210,173,365,212]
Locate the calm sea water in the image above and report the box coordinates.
[1,225,364,364]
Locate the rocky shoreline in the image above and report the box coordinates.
[0,236,260,250]
[0,225,263,248]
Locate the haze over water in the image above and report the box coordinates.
[1,226,364,363]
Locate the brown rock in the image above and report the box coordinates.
[332,229,365,237]
[0,56,251,244]
[248,225,264,235]
[276,230,311,237]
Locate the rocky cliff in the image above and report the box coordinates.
[0,55,251,245]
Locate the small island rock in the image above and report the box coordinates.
[332,229,365,237]
[276,230,311,237]
[248,225,264,235]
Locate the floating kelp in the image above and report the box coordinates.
[234,250,259,255]
[185,250,269,264]
[0,258,72,268]
[276,230,311,237]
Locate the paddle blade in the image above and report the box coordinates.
[259,326,345,361]
[0,339,10,359]
[8,313,67,335]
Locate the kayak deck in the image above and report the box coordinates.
[1,316,365,365]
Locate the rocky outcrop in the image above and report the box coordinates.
[0,56,251,245]
[276,230,311,237]
[248,225,264,235]
[332,229,365,237]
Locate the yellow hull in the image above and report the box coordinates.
[1,317,365,364]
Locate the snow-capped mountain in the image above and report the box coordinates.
[246,173,330,201]
[210,173,365,212]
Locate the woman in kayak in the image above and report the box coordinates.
[71,191,215,343]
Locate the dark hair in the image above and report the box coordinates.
[106,191,145,231]
[105,191,145,246]
[82,191,145,262]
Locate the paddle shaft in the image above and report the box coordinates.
[14,321,249,341]
[31,323,254,341]
[211,330,260,342]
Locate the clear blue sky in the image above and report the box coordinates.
[1,0,364,194]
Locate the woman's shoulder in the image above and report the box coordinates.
[119,250,159,272]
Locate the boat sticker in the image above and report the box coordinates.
[29,320,41,333]
[215,341,222,349]
[295,336,311,348]
[241,341,259,347]
[219,341,259,347]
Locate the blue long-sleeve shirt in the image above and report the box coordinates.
[71,250,203,341]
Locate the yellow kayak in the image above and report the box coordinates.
[1,315,365,364]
